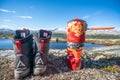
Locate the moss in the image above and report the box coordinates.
[101,65,118,73]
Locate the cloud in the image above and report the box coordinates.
[0,24,19,30]
[0,8,16,13]
[3,19,11,22]
[82,15,90,19]
[18,16,32,19]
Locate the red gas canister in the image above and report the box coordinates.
[67,54,82,70]
[67,54,74,70]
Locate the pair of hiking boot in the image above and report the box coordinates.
[12,29,52,79]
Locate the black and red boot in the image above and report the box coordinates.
[13,29,33,79]
[33,30,52,75]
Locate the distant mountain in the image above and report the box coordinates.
[51,28,66,34]
[51,28,120,35]
[0,27,119,35]
[87,29,120,35]
[0,28,15,34]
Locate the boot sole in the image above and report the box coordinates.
[33,66,47,75]
[14,68,30,80]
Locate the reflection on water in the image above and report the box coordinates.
[0,38,103,49]
[50,42,103,49]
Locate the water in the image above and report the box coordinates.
[0,38,13,49]
[0,38,103,49]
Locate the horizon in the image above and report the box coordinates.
[0,0,120,30]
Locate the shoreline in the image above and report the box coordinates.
[0,45,120,59]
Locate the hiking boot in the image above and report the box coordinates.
[33,30,52,75]
[13,29,33,79]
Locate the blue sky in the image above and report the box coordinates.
[0,0,120,30]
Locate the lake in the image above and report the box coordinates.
[0,38,103,49]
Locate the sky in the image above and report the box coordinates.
[0,0,120,30]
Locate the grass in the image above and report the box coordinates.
[0,33,13,38]
[50,37,66,43]
[85,34,120,45]
[86,34,120,39]
[0,58,14,80]
[101,65,119,73]
[82,52,120,73]
[85,39,120,45]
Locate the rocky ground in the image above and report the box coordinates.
[0,46,120,80]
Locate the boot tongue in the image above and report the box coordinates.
[39,30,49,38]
[43,32,48,38]
[20,28,28,38]
[15,29,30,39]
[39,30,52,39]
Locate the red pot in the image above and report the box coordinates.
[67,18,87,43]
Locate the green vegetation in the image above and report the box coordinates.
[51,33,66,42]
[86,34,120,45]
[51,37,66,43]
[86,39,120,45]
[0,33,14,38]
[86,34,120,39]
[101,65,119,73]
[82,53,120,73]
[52,33,66,39]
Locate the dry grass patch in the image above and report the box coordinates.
[86,39,120,45]
[0,58,14,80]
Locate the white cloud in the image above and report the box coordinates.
[3,19,11,22]
[0,24,19,30]
[0,8,16,13]
[82,15,90,19]
[18,16,32,19]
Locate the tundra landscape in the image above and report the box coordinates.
[0,29,120,80]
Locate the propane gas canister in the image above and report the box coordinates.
[67,54,75,70]
[67,54,82,70]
